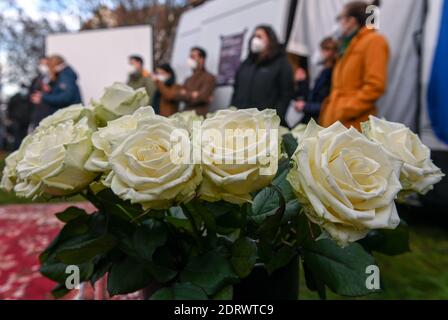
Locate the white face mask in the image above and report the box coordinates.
[311,50,325,66]
[38,64,49,75]
[128,65,138,74]
[187,58,198,70]
[55,63,66,73]
[251,37,266,54]
[156,74,169,82]
[332,24,344,39]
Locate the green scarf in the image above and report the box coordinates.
[338,28,360,57]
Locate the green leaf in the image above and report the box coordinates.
[166,216,194,234]
[302,259,326,300]
[150,283,208,300]
[107,257,153,296]
[256,187,286,242]
[213,285,233,300]
[40,259,94,283]
[56,207,89,223]
[187,201,217,233]
[56,235,117,264]
[231,237,257,278]
[251,188,279,222]
[303,239,378,297]
[180,252,239,295]
[51,283,71,299]
[90,257,113,285]
[40,222,90,263]
[133,220,168,261]
[359,221,410,256]
[282,133,299,158]
[266,246,297,274]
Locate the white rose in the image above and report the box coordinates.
[199,108,280,204]
[1,151,19,192]
[4,106,97,198]
[85,107,156,172]
[170,110,204,134]
[362,116,444,195]
[287,120,403,246]
[291,123,307,142]
[92,82,149,124]
[105,115,202,210]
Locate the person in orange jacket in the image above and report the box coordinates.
[320,0,389,131]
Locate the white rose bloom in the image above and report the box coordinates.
[85,107,156,172]
[4,106,98,198]
[287,120,403,246]
[362,116,444,195]
[1,151,20,192]
[106,115,202,210]
[92,82,149,124]
[170,110,204,134]
[199,108,280,204]
[291,123,307,142]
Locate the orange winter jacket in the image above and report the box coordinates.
[319,27,390,130]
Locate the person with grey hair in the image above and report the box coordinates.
[31,55,82,113]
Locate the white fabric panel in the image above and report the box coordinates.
[421,0,448,150]
[376,0,423,130]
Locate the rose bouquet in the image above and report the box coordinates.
[1,83,443,300]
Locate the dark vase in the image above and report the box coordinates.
[141,258,299,300]
[233,258,299,300]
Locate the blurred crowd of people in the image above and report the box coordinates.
[2,0,387,151]
[1,55,82,150]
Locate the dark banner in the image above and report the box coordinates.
[217,30,247,86]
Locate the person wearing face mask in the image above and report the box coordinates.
[7,84,32,150]
[293,37,338,125]
[151,63,180,117]
[29,56,53,130]
[319,0,388,131]
[31,55,82,113]
[231,25,294,127]
[176,47,216,116]
[127,55,156,99]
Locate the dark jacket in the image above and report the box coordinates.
[42,66,82,110]
[153,80,180,117]
[8,93,31,125]
[30,75,53,127]
[301,67,333,124]
[231,53,294,126]
[180,69,216,116]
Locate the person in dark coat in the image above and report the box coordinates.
[152,63,180,117]
[29,56,53,130]
[31,55,82,113]
[7,84,32,149]
[231,25,294,126]
[294,37,338,124]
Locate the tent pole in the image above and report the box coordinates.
[415,0,430,135]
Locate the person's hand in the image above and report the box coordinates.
[295,68,307,82]
[31,92,42,104]
[42,83,51,93]
[191,91,199,99]
[294,100,306,112]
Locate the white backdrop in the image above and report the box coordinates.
[171,0,292,111]
[47,25,153,104]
